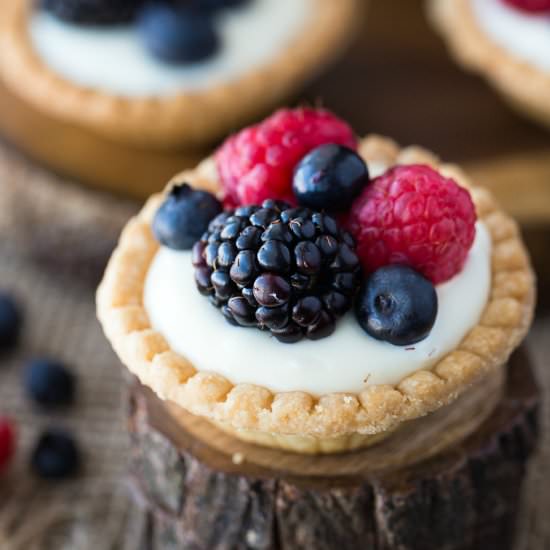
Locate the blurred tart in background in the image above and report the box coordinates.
[0,0,362,198]
[428,0,550,128]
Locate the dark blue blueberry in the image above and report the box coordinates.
[0,293,22,352]
[138,3,220,64]
[355,265,438,346]
[24,359,76,408]
[189,0,251,13]
[42,0,143,24]
[31,429,80,480]
[152,184,222,250]
[293,144,370,212]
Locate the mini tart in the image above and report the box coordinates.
[428,0,550,128]
[96,135,535,453]
[0,0,362,151]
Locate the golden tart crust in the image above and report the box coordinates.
[96,135,535,442]
[0,0,363,149]
[428,0,550,128]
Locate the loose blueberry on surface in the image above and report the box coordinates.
[138,3,220,64]
[292,144,370,212]
[0,293,22,352]
[153,184,222,250]
[355,265,438,346]
[193,199,361,342]
[31,429,81,480]
[24,359,76,408]
[0,418,15,475]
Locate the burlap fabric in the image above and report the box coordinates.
[0,143,547,549]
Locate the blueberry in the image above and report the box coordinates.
[355,265,438,346]
[152,184,222,250]
[0,293,22,352]
[293,144,370,212]
[24,359,76,408]
[138,3,220,64]
[31,429,80,480]
[189,0,251,13]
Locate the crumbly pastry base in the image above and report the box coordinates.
[427,0,550,128]
[214,421,393,454]
[96,135,535,453]
[0,0,363,149]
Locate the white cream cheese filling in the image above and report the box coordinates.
[29,0,311,97]
[471,0,550,72]
[143,222,492,395]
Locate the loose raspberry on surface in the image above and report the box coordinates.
[0,418,15,474]
[348,164,477,285]
[502,0,550,13]
[216,108,357,207]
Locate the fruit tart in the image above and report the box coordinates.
[428,0,550,128]
[0,0,361,197]
[97,107,535,454]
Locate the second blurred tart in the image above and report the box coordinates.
[0,0,362,198]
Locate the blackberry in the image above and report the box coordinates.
[41,0,143,25]
[192,200,361,343]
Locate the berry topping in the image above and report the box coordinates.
[41,0,142,24]
[31,429,81,480]
[24,359,76,408]
[0,418,15,475]
[348,165,476,284]
[192,200,361,343]
[216,108,357,207]
[355,265,438,346]
[502,0,550,13]
[190,0,251,12]
[138,4,220,64]
[293,144,370,212]
[0,293,22,352]
[153,184,223,250]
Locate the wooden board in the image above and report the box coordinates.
[127,349,540,549]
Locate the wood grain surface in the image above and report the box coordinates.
[128,349,539,550]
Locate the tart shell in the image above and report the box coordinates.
[427,0,550,129]
[96,135,535,445]
[0,0,363,150]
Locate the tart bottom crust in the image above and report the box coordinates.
[428,0,550,128]
[0,0,363,149]
[96,135,535,453]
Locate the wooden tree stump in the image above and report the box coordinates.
[127,349,539,550]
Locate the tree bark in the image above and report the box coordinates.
[127,349,539,550]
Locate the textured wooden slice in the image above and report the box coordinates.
[127,348,539,550]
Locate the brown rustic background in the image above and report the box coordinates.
[0,1,549,548]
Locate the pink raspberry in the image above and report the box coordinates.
[216,107,357,207]
[502,0,550,12]
[0,417,15,474]
[348,165,477,284]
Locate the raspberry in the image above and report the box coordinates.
[0,418,15,474]
[216,108,357,207]
[348,165,476,284]
[502,0,550,13]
